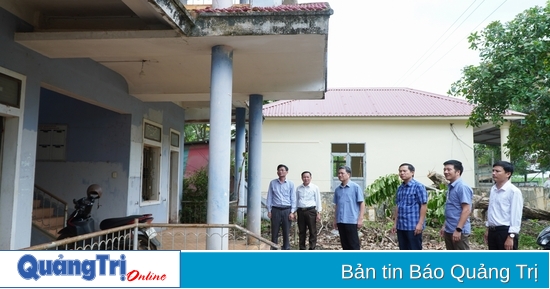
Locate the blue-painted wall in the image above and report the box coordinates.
[0,7,186,248]
[39,88,131,163]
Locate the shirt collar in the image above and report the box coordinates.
[449,177,462,188]
[496,180,513,191]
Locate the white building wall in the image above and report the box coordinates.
[262,118,475,193]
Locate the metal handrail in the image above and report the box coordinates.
[24,222,138,250]
[23,222,280,250]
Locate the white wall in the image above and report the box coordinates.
[261,118,475,193]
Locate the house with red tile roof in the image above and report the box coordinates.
[261,87,525,192]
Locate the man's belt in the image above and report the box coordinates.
[487,225,509,231]
[272,206,291,210]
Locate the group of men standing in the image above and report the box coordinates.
[266,164,323,250]
[266,160,524,251]
[266,164,365,250]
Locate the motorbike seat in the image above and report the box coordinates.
[100,215,151,230]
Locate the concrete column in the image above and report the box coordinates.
[247,94,263,244]
[500,121,510,162]
[234,107,246,224]
[206,45,233,250]
[212,0,233,9]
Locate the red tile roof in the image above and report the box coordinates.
[262,87,524,117]
[192,2,329,14]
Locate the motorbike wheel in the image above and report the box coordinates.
[57,232,76,250]
[137,235,157,250]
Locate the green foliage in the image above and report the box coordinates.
[426,185,447,227]
[471,219,544,249]
[184,124,210,142]
[470,226,487,245]
[365,174,448,227]
[180,167,208,223]
[520,234,539,250]
[365,174,401,218]
[184,123,237,143]
[519,219,547,250]
[475,144,500,166]
[450,2,550,168]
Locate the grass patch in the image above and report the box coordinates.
[470,226,487,245]
[468,220,546,249]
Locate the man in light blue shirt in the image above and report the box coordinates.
[333,165,365,250]
[440,159,473,250]
[266,164,296,250]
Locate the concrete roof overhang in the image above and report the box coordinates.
[473,116,525,146]
[3,0,332,122]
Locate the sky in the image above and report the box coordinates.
[325,0,548,96]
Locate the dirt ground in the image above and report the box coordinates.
[276,219,550,250]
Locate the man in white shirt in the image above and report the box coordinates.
[295,171,322,250]
[484,161,523,250]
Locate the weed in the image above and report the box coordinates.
[470,227,486,245]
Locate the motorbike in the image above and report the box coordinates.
[536,225,550,249]
[99,214,160,250]
[56,184,160,250]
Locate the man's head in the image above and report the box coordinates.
[337,165,351,184]
[277,164,288,179]
[492,160,514,184]
[443,159,463,183]
[301,171,312,186]
[398,163,415,183]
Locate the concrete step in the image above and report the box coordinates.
[32,207,54,219]
[47,227,61,237]
[32,216,64,229]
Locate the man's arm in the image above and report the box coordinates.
[416,204,428,232]
[357,201,365,229]
[415,185,428,235]
[456,203,471,229]
[391,206,398,233]
[333,204,338,229]
[315,186,322,221]
[288,182,296,221]
[314,186,322,213]
[509,188,524,234]
[451,202,471,241]
[290,182,296,213]
[266,181,273,218]
[355,185,365,228]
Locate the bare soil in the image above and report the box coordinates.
[277,219,550,250]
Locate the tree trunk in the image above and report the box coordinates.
[427,171,448,188]
[473,195,550,221]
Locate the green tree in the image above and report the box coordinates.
[184,124,210,142]
[365,174,446,227]
[474,144,500,167]
[184,123,237,142]
[180,167,208,223]
[365,174,401,219]
[449,2,550,168]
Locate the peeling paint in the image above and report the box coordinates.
[191,13,331,37]
[151,0,331,37]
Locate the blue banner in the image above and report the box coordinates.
[179,251,548,288]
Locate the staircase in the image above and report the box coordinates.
[32,185,68,239]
